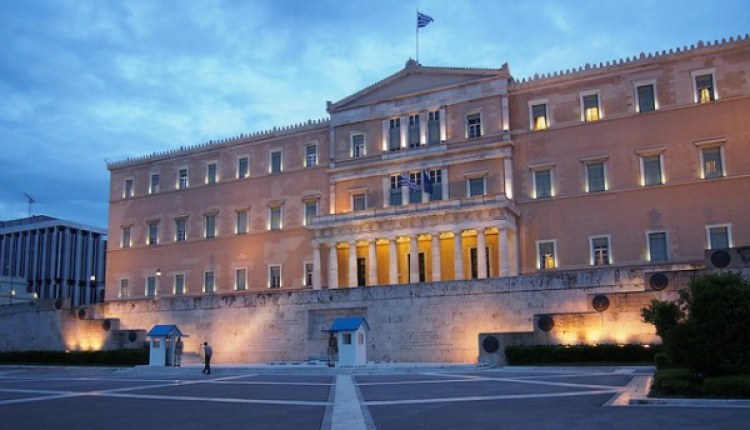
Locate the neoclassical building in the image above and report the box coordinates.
[105,35,750,300]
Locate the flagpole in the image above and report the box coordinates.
[416,9,420,63]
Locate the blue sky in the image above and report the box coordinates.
[1,0,748,229]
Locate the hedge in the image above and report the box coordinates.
[703,375,750,398]
[0,349,149,367]
[505,344,661,366]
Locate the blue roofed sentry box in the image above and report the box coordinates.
[329,317,369,332]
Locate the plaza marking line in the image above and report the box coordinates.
[358,374,626,392]
[363,389,622,407]
[0,373,330,407]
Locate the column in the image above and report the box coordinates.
[431,233,441,282]
[441,167,449,200]
[368,240,377,286]
[504,158,514,200]
[409,235,419,283]
[312,244,322,289]
[348,241,357,287]
[454,231,464,281]
[328,244,339,289]
[499,229,509,277]
[389,239,398,285]
[477,229,487,279]
[511,230,520,276]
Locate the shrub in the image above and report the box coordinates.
[703,375,750,398]
[651,368,702,397]
[642,272,750,377]
[505,344,660,365]
[0,349,148,366]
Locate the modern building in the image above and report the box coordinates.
[0,216,107,306]
[105,35,750,300]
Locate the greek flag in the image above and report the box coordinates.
[401,173,420,191]
[417,12,434,28]
[422,170,434,194]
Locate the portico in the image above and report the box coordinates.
[310,197,519,289]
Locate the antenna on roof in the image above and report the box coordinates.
[23,193,35,217]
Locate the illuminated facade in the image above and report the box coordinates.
[0,216,107,306]
[106,36,750,300]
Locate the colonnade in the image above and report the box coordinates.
[311,226,518,289]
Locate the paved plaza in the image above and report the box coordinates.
[0,364,748,430]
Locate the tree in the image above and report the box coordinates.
[642,272,750,376]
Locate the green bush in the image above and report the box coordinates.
[703,375,750,398]
[505,344,660,365]
[642,273,750,377]
[652,368,702,397]
[0,349,148,367]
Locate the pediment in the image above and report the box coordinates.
[328,61,509,113]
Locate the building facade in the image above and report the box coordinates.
[105,36,750,300]
[0,216,107,306]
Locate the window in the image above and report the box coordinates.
[269,207,282,230]
[343,333,352,345]
[304,262,314,286]
[352,194,366,211]
[701,147,723,179]
[119,279,129,298]
[121,227,131,249]
[428,111,441,145]
[205,214,216,238]
[271,150,282,173]
[176,219,187,242]
[636,82,657,113]
[305,144,317,168]
[174,274,185,295]
[531,103,548,130]
[269,265,281,288]
[150,173,160,194]
[706,225,731,250]
[581,93,600,122]
[428,169,442,200]
[468,177,485,197]
[178,168,188,189]
[147,222,159,246]
[467,113,482,139]
[235,268,246,291]
[409,172,422,203]
[146,276,156,297]
[389,118,401,151]
[533,169,552,199]
[124,179,134,198]
[204,271,215,293]
[238,157,249,179]
[693,71,716,103]
[408,114,421,148]
[304,201,318,225]
[537,241,556,270]
[591,236,611,266]
[648,232,668,262]
[236,210,248,235]
[206,162,217,185]
[585,162,606,193]
[351,134,365,158]
[641,154,663,186]
[389,175,402,206]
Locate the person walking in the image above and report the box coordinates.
[174,337,184,367]
[327,332,338,367]
[202,341,213,375]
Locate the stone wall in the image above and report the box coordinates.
[2,266,741,363]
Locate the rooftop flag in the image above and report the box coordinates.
[417,12,434,28]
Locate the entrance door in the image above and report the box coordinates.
[470,247,491,279]
[407,253,427,283]
[357,257,366,287]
